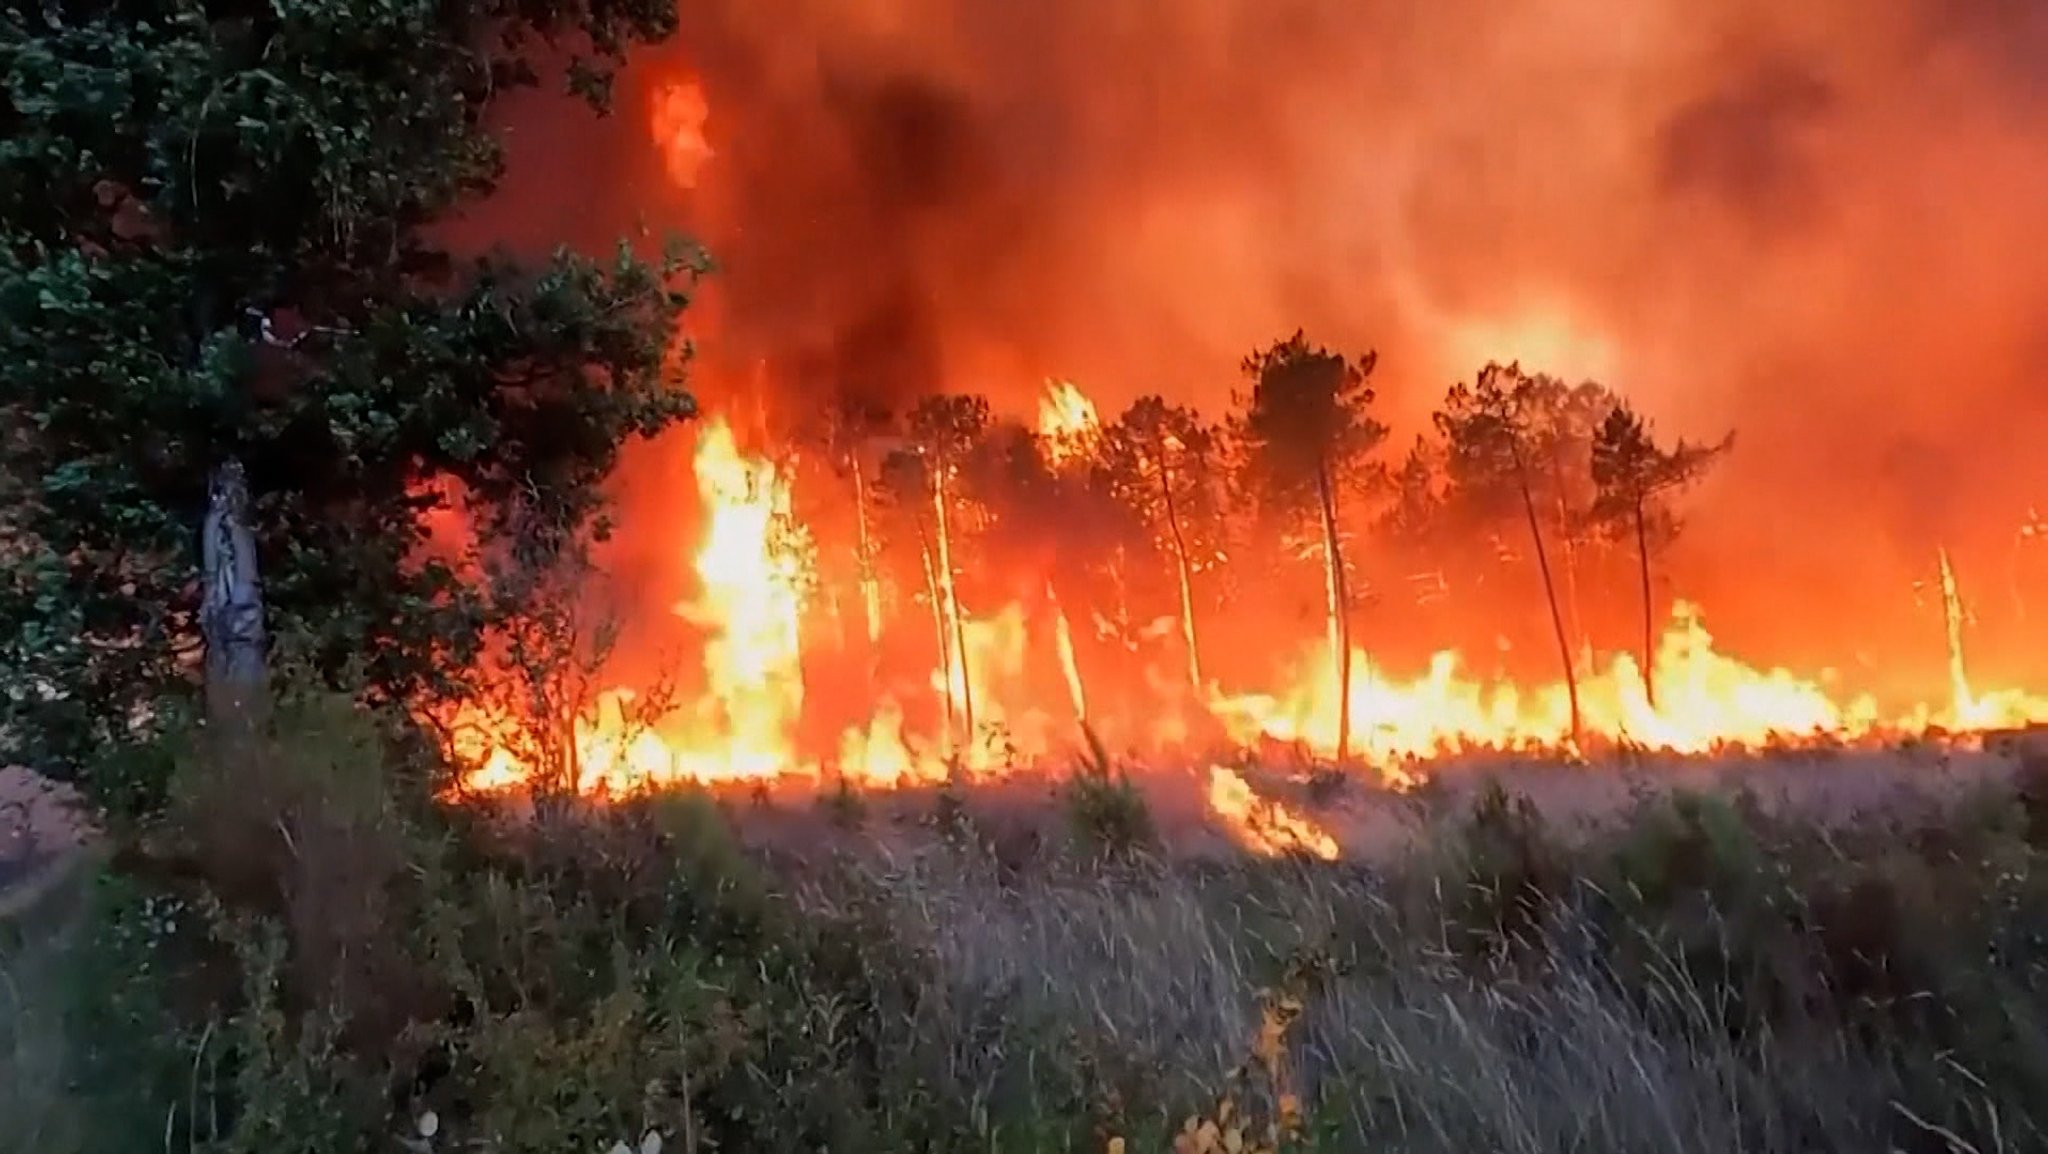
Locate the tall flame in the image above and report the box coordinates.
[445,380,2048,850]
[667,419,811,779]
[1037,379,1101,466]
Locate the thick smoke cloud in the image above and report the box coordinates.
[465,0,2048,683]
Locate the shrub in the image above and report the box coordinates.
[1063,745,1157,862]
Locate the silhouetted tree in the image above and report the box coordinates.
[1514,376,1619,654]
[1435,363,1585,745]
[1235,331,1388,761]
[1590,403,1732,707]
[1098,396,1227,691]
[799,395,895,658]
[898,394,991,749]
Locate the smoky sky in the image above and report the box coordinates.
[461,0,2048,675]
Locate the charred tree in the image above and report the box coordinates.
[1509,430,1581,744]
[1436,364,1588,747]
[1100,397,1225,694]
[1590,402,1730,709]
[903,395,992,759]
[1235,333,1387,764]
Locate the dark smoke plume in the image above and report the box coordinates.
[462,0,2048,683]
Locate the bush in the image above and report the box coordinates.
[25,698,2048,1154]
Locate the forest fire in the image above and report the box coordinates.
[439,19,2048,854]
[445,372,2048,822]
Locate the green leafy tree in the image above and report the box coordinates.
[1590,402,1732,708]
[1235,331,1387,762]
[1097,395,1226,691]
[0,0,702,780]
[1434,363,1588,745]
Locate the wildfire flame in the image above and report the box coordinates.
[1205,766,1340,860]
[447,392,2048,810]
[664,419,812,780]
[429,118,2048,846]
[650,80,714,190]
[1037,379,1101,465]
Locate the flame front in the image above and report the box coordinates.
[443,379,2048,846]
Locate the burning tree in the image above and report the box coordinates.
[1235,332,1388,762]
[1097,395,1227,691]
[1434,364,1593,745]
[1516,374,1618,655]
[798,394,896,659]
[880,394,991,751]
[1589,403,1732,707]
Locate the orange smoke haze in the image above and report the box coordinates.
[438,0,2048,803]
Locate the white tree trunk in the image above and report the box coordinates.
[201,457,268,728]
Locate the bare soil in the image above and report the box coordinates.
[0,767,92,919]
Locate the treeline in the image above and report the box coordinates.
[797,335,1731,753]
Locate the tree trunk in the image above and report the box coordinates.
[1549,457,1589,661]
[911,521,953,745]
[1315,464,1352,763]
[200,457,269,735]
[1633,494,1656,710]
[1514,451,1581,747]
[849,455,883,653]
[930,468,974,747]
[1155,450,1205,691]
[1558,498,1588,659]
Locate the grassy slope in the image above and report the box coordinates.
[6,702,2048,1154]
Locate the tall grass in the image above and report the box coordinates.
[5,694,2048,1153]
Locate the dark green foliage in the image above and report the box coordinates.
[0,0,704,779]
[1234,331,1386,519]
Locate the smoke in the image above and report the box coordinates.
[466,0,2048,682]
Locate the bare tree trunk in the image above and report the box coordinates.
[1633,495,1656,710]
[200,457,268,735]
[930,469,974,746]
[1156,452,1205,691]
[1558,498,1588,657]
[850,455,883,653]
[1514,451,1581,747]
[911,521,953,745]
[1549,457,1590,659]
[1315,465,1352,763]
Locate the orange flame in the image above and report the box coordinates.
[1037,379,1101,466]
[443,379,2048,847]
[662,419,811,779]
[650,80,713,190]
[1205,766,1340,860]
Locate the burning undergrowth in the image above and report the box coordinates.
[423,370,2048,857]
[448,739,2028,876]
[417,0,2048,850]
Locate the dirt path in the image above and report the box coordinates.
[0,767,92,920]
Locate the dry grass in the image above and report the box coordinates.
[3,718,2042,1153]
[771,747,2040,1152]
